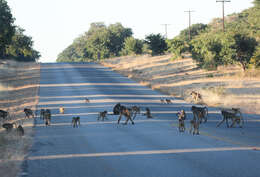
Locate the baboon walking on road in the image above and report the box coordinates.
[217,108,244,128]
[97,111,108,121]
[72,117,80,128]
[24,108,34,119]
[117,105,134,125]
[177,110,186,132]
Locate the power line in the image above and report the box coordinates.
[184,10,195,41]
[161,24,171,39]
[216,0,231,32]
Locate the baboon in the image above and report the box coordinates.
[113,103,121,115]
[190,91,202,102]
[85,98,90,103]
[117,105,134,125]
[72,116,80,128]
[217,108,243,128]
[131,106,141,120]
[16,125,24,136]
[2,123,15,133]
[189,119,200,135]
[160,98,166,104]
[59,107,64,114]
[97,111,108,121]
[144,107,152,118]
[176,110,186,132]
[0,110,9,120]
[190,106,205,135]
[165,99,172,104]
[44,109,51,126]
[40,109,45,119]
[24,108,34,119]
[191,106,208,123]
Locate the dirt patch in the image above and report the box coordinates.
[0,60,40,177]
[101,54,260,114]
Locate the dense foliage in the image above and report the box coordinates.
[144,34,167,56]
[0,0,40,62]
[57,22,133,62]
[168,2,260,71]
[0,0,15,57]
[120,37,143,55]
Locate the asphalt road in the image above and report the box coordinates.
[20,63,260,177]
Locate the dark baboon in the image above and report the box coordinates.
[190,91,202,102]
[131,106,141,120]
[0,110,9,120]
[2,123,15,133]
[44,109,51,126]
[160,98,165,104]
[177,110,186,132]
[40,109,45,119]
[85,98,90,103]
[72,117,80,128]
[117,105,134,125]
[165,99,172,104]
[97,111,108,121]
[113,103,121,115]
[24,108,34,119]
[16,125,24,136]
[217,108,243,128]
[189,119,200,135]
[144,107,152,118]
[191,106,208,123]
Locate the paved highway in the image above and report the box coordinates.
[20,63,260,177]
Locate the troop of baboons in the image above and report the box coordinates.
[0,92,244,137]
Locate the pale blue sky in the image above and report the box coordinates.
[6,0,254,62]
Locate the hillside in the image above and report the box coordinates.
[101,54,260,114]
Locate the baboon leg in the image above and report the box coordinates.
[217,119,225,127]
[225,118,230,128]
[230,118,236,128]
[117,114,122,124]
[133,113,137,120]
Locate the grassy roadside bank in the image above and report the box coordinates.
[101,54,260,115]
[0,61,40,177]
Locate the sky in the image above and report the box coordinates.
[6,0,254,63]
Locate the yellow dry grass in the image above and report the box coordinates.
[101,54,260,114]
[0,60,40,177]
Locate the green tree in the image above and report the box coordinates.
[5,27,40,62]
[178,23,208,42]
[230,33,257,71]
[167,38,187,60]
[145,34,167,56]
[0,0,15,58]
[121,37,143,55]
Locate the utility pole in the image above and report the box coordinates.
[216,0,231,32]
[161,24,171,39]
[184,10,195,41]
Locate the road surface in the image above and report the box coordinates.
[20,63,260,177]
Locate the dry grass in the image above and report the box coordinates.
[0,60,40,177]
[101,54,260,114]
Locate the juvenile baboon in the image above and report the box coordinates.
[0,110,9,120]
[72,116,80,128]
[189,119,200,135]
[131,106,141,120]
[24,108,34,119]
[176,110,186,132]
[59,107,64,114]
[117,105,134,125]
[97,111,108,121]
[40,109,45,119]
[44,109,51,126]
[144,107,152,119]
[191,106,208,123]
[85,98,90,103]
[113,103,121,115]
[217,108,243,128]
[16,125,24,136]
[190,91,202,102]
[165,99,172,104]
[2,123,15,133]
